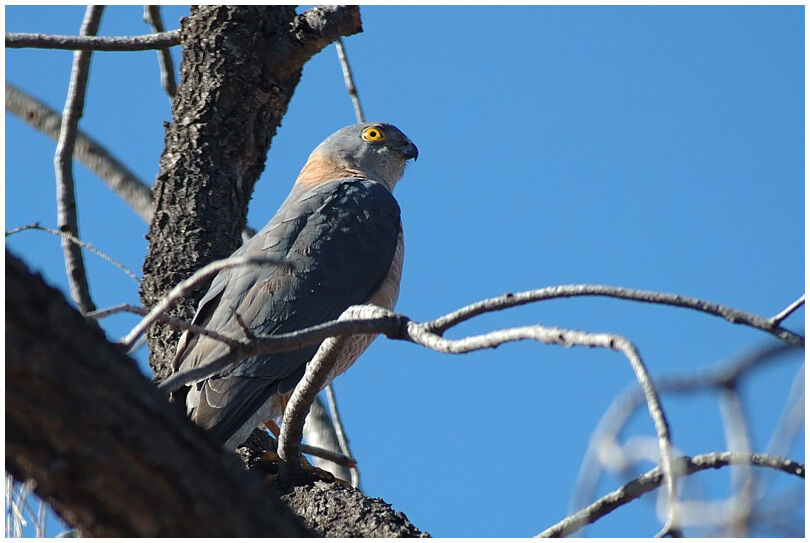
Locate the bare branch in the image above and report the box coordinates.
[326,385,361,487]
[142,6,177,99]
[717,389,754,536]
[770,294,805,326]
[6,223,139,284]
[87,303,239,348]
[157,313,403,394]
[5,30,180,51]
[335,38,364,122]
[54,5,104,315]
[538,452,805,538]
[570,342,801,521]
[120,255,290,349]
[427,285,804,346]
[6,82,154,223]
[278,333,349,479]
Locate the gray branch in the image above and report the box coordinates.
[428,285,804,346]
[54,5,104,315]
[538,452,805,538]
[6,223,139,283]
[325,385,361,487]
[335,38,364,122]
[121,255,290,349]
[142,6,177,99]
[569,342,801,524]
[5,29,180,51]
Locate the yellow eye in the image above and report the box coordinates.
[361,126,386,143]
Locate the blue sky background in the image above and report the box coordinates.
[5,5,805,537]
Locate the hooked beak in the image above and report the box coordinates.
[401,141,419,161]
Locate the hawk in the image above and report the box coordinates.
[171,122,418,449]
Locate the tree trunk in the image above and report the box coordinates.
[6,251,312,537]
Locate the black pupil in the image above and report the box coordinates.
[369,131,377,138]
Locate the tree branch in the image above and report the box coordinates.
[770,294,805,326]
[53,5,103,315]
[325,385,361,487]
[6,222,139,284]
[6,250,313,537]
[5,30,181,51]
[538,452,805,538]
[335,38,364,122]
[427,285,804,346]
[142,6,177,99]
[122,255,290,349]
[569,342,801,523]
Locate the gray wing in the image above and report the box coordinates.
[171,178,401,444]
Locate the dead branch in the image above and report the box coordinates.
[325,385,361,487]
[5,30,180,51]
[538,452,805,538]
[427,285,804,346]
[570,342,801,523]
[142,6,177,98]
[53,5,103,314]
[6,223,139,283]
[121,255,290,349]
[335,38,364,122]
[771,294,805,326]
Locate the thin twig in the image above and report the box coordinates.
[54,5,104,315]
[427,285,804,346]
[325,385,361,487]
[537,452,805,538]
[6,82,154,223]
[87,303,239,347]
[770,294,805,326]
[5,30,181,51]
[142,6,177,98]
[569,342,801,524]
[6,223,139,284]
[120,255,290,350]
[717,389,754,536]
[335,37,364,122]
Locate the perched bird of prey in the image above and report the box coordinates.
[171,122,418,449]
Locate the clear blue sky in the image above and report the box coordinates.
[5,5,805,537]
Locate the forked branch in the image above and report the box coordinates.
[538,452,805,538]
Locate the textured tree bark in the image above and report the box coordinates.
[140,5,362,379]
[6,251,312,537]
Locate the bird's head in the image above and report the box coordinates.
[297,122,418,192]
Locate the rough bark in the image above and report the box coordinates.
[140,5,362,379]
[239,431,429,537]
[5,250,312,537]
